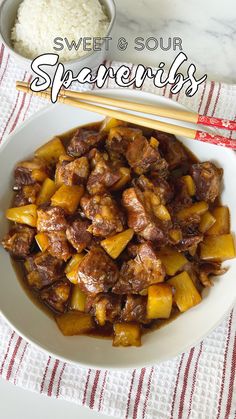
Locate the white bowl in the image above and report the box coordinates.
[0,0,116,74]
[0,89,236,370]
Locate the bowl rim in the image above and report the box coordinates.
[0,0,116,66]
[0,89,236,370]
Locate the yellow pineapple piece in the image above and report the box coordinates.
[147,284,172,319]
[158,247,187,276]
[111,167,131,191]
[6,204,37,227]
[177,201,208,220]
[36,178,57,205]
[35,232,49,252]
[65,253,86,284]
[113,323,141,347]
[200,234,236,262]
[101,229,134,259]
[207,207,230,236]
[70,285,87,312]
[199,211,216,233]
[182,175,196,196]
[51,184,84,214]
[56,311,94,336]
[35,137,65,164]
[168,271,202,312]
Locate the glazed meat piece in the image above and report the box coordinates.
[136,175,173,205]
[155,131,188,170]
[13,183,41,207]
[87,293,121,324]
[199,262,227,287]
[55,156,89,186]
[67,128,104,157]
[2,225,35,259]
[81,194,124,237]
[87,153,121,195]
[168,178,192,215]
[125,135,168,175]
[122,187,169,243]
[121,295,148,323]
[40,280,71,313]
[26,252,65,289]
[66,219,92,253]
[77,247,119,296]
[106,126,142,158]
[174,234,203,252]
[14,158,48,189]
[113,243,165,294]
[190,162,223,203]
[37,206,68,232]
[47,231,72,261]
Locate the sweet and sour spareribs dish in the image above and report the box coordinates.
[2,118,236,347]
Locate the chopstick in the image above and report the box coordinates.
[16,82,236,150]
[17,81,236,132]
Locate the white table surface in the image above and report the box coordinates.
[1,0,236,417]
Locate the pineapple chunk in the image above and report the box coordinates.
[168,272,202,312]
[59,154,74,163]
[200,234,235,262]
[65,253,86,284]
[207,207,230,236]
[158,247,187,276]
[182,175,196,196]
[35,232,49,252]
[36,178,57,205]
[70,285,87,312]
[56,311,94,336]
[111,167,131,191]
[6,204,37,227]
[95,298,107,326]
[113,323,141,347]
[35,137,65,164]
[51,185,84,214]
[150,136,159,149]
[177,201,208,220]
[169,229,183,243]
[154,204,171,221]
[199,211,216,233]
[147,284,172,319]
[101,229,134,259]
[100,117,126,133]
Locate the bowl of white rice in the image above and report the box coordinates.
[0,0,116,73]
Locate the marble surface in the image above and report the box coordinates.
[109,0,236,84]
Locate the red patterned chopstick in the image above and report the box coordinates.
[195,130,236,148]
[197,115,236,131]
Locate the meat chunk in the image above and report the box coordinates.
[174,234,203,252]
[136,175,173,205]
[86,293,121,324]
[122,187,169,243]
[81,194,124,237]
[199,262,227,287]
[13,183,41,207]
[126,135,168,175]
[14,158,48,189]
[168,178,192,215]
[87,153,121,195]
[121,295,148,323]
[155,131,188,170]
[113,243,165,294]
[77,247,119,295]
[26,252,64,289]
[47,231,72,261]
[67,128,104,157]
[190,162,223,203]
[106,126,142,158]
[55,157,89,186]
[2,225,35,259]
[37,206,68,232]
[66,219,92,252]
[40,280,71,313]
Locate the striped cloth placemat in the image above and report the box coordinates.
[0,45,236,419]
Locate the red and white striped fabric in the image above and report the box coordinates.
[1,46,236,419]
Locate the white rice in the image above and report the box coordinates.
[11,0,109,61]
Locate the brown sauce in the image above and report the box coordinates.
[10,121,209,340]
